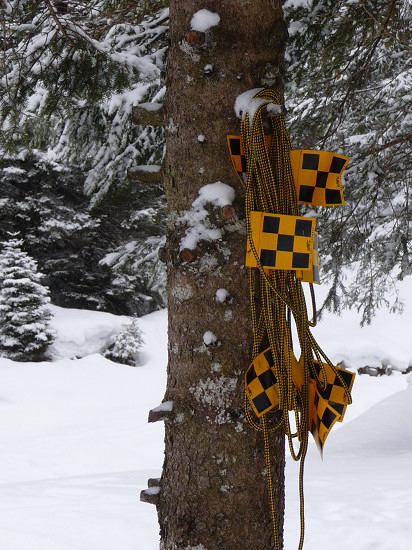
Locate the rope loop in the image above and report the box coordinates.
[241,88,352,550]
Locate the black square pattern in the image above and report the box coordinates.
[292,253,310,269]
[321,407,337,430]
[263,215,280,234]
[264,349,274,367]
[260,249,277,267]
[229,138,241,155]
[334,369,354,387]
[316,171,328,188]
[330,156,347,174]
[325,189,342,204]
[246,365,257,385]
[302,153,319,170]
[277,234,294,252]
[295,219,313,237]
[299,186,315,203]
[253,392,272,414]
[259,369,277,391]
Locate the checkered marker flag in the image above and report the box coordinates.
[245,348,280,417]
[290,150,349,207]
[227,135,271,186]
[246,211,316,272]
[312,361,355,421]
[308,381,339,455]
[227,137,349,208]
[308,362,355,454]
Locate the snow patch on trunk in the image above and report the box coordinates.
[179,182,235,251]
[151,400,174,413]
[203,331,217,346]
[190,10,220,32]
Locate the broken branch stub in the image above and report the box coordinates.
[132,103,165,127]
[126,165,162,185]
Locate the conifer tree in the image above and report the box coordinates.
[284,0,411,323]
[0,237,54,361]
[0,1,168,315]
[154,2,286,548]
[104,315,144,366]
[0,0,168,206]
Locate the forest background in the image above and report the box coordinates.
[0,0,410,341]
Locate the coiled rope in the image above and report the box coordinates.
[241,89,351,550]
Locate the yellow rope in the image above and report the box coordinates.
[241,89,351,550]
[262,414,281,550]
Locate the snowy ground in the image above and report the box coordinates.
[1,278,412,549]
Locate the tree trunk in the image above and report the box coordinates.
[158,2,287,548]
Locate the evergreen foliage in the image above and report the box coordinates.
[0,237,54,361]
[0,156,166,314]
[103,315,144,366]
[1,0,168,206]
[284,0,412,323]
[1,0,410,323]
[0,1,168,316]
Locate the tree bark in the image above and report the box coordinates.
[158,2,287,549]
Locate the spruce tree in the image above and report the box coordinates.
[284,0,411,323]
[0,1,169,315]
[104,316,144,366]
[0,237,54,361]
[155,1,286,548]
[0,0,168,206]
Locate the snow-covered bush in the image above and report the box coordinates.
[0,237,54,361]
[104,316,144,366]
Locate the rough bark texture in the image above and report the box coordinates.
[158,2,287,549]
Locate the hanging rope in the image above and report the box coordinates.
[238,89,353,550]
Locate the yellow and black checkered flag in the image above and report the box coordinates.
[312,360,355,422]
[308,361,355,453]
[308,381,339,454]
[245,347,279,417]
[227,135,271,186]
[290,149,349,207]
[228,136,349,207]
[246,211,316,271]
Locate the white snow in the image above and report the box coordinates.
[234,88,282,124]
[144,486,160,496]
[0,306,167,550]
[151,400,174,413]
[195,182,235,208]
[203,331,218,346]
[179,182,235,251]
[136,102,163,112]
[190,10,220,32]
[2,275,412,548]
[133,164,162,173]
[48,304,129,359]
[215,288,230,303]
[284,0,311,7]
[2,166,27,175]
